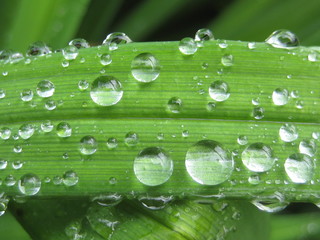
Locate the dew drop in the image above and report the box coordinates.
[131,53,160,83]
[295,100,304,109]
[18,173,41,196]
[53,176,62,185]
[79,135,98,155]
[308,52,317,62]
[62,45,78,60]
[138,195,173,210]
[182,130,189,138]
[36,80,55,98]
[12,160,23,169]
[92,193,123,207]
[26,41,52,56]
[90,75,123,106]
[284,153,314,183]
[63,170,79,186]
[237,135,248,145]
[45,99,56,110]
[299,139,317,157]
[265,29,299,49]
[56,122,72,138]
[251,193,288,212]
[248,42,256,49]
[102,32,132,50]
[272,88,289,106]
[185,140,234,185]
[221,54,234,67]
[78,80,89,91]
[241,142,275,172]
[194,28,214,41]
[41,120,54,132]
[0,127,11,140]
[106,137,118,149]
[207,102,216,111]
[69,38,90,49]
[134,147,173,186]
[0,159,7,170]
[252,107,264,119]
[18,124,35,140]
[124,132,139,147]
[4,175,16,186]
[0,89,6,99]
[61,60,69,68]
[20,89,33,102]
[209,80,230,102]
[179,37,198,55]
[100,53,112,66]
[109,177,117,185]
[167,97,182,113]
[248,174,261,185]
[279,123,298,142]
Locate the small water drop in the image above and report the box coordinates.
[109,177,117,185]
[41,120,54,132]
[237,135,248,145]
[207,101,216,111]
[252,107,264,119]
[284,153,314,183]
[56,122,72,138]
[63,170,79,186]
[221,54,234,67]
[45,99,56,110]
[0,159,7,170]
[18,173,41,196]
[12,160,23,169]
[26,41,52,56]
[209,80,230,102]
[131,53,160,83]
[0,127,11,140]
[106,137,118,149]
[20,89,33,102]
[241,142,275,172]
[179,37,198,55]
[102,32,132,50]
[78,80,89,91]
[18,124,35,139]
[252,97,260,106]
[295,100,304,109]
[79,135,98,155]
[167,97,182,113]
[251,193,288,212]
[272,88,289,106]
[194,28,214,42]
[279,123,298,142]
[248,42,256,49]
[124,132,139,147]
[69,38,90,49]
[134,147,173,186]
[185,140,234,185]
[308,51,317,62]
[62,45,78,60]
[53,176,62,185]
[265,29,299,49]
[36,80,55,98]
[290,90,299,98]
[100,53,112,66]
[0,89,6,99]
[61,60,69,68]
[4,175,16,186]
[299,139,317,157]
[248,174,261,185]
[92,193,122,207]
[90,75,123,106]
[138,195,174,210]
[182,130,189,138]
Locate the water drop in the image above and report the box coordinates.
[185,140,234,185]
[0,49,12,63]
[0,127,11,140]
[26,41,52,56]
[248,42,256,49]
[62,45,78,60]
[41,120,54,132]
[13,145,22,153]
[265,29,299,49]
[109,177,117,185]
[308,52,317,62]
[209,80,230,102]
[299,139,317,157]
[131,53,160,83]
[18,124,35,139]
[100,53,112,66]
[79,135,98,155]
[179,37,197,55]
[102,32,132,50]
[36,80,55,98]
[0,193,9,216]
[290,90,299,98]
[279,123,298,142]
[92,193,123,207]
[106,137,118,149]
[194,28,214,41]
[69,38,90,49]
[56,122,72,138]
[272,88,289,106]
[248,174,261,185]
[252,107,264,119]
[45,99,56,110]
[124,132,139,147]
[237,135,248,145]
[90,75,123,106]
[251,193,288,212]
[53,176,62,185]
[12,160,23,169]
[134,147,173,186]
[0,89,6,99]
[63,170,79,186]
[252,97,260,106]
[61,60,69,67]
[20,89,33,102]
[10,52,24,64]
[167,97,182,113]
[312,132,320,140]
[221,54,234,67]
[18,173,41,196]
[78,80,89,91]
[295,100,304,109]
[241,142,275,172]
[182,130,189,138]
[0,159,7,170]
[284,153,314,183]
[138,195,173,210]
[207,102,216,111]
[4,175,16,186]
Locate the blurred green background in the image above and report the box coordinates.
[1,0,320,239]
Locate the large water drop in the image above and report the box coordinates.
[284,153,314,183]
[131,53,160,83]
